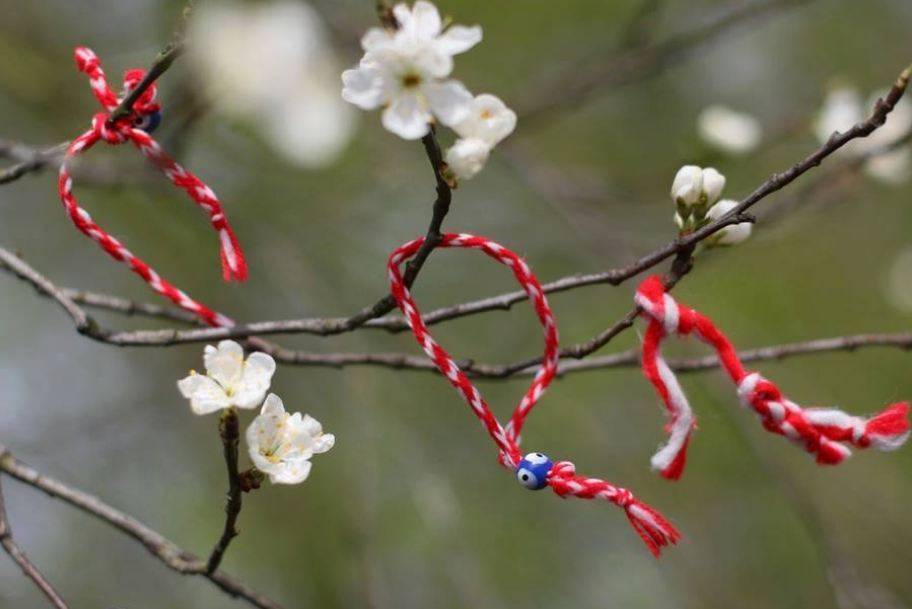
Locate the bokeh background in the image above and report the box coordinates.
[2,1,912,608]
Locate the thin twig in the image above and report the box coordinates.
[0,141,68,185]
[0,40,185,187]
[0,477,70,609]
[0,445,283,609]
[109,43,185,123]
[206,408,243,574]
[337,128,453,332]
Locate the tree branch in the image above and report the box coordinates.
[206,408,243,574]
[0,444,283,609]
[0,477,70,609]
[108,42,185,123]
[0,140,68,185]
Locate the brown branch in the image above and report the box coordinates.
[1,37,185,187]
[337,128,453,331]
[0,444,283,609]
[0,477,70,609]
[61,287,202,324]
[109,43,185,122]
[0,246,101,336]
[5,241,909,378]
[244,331,912,379]
[0,140,67,185]
[206,408,243,574]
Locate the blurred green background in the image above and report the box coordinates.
[2,1,912,608]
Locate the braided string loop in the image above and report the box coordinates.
[59,47,248,327]
[389,234,680,556]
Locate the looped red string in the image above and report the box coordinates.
[59,46,247,327]
[389,234,680,557]
[635,275,911,480]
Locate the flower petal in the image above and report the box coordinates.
[312,432,335,454]
[299,413,323,437]
[204,340,245,388]
[423,80,472,127]
[268,459,312,485]
[361,27,394,53]
[341,65,386,110]
[233,352,276,409]
[436,25,482,55]
[410,1,442,40]
[382,93,432,139]
[260,392,286,417]
[392,3,415,31]
[177,373,230,415]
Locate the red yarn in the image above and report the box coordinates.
[59,47,247,327]
[389,234,679,557]
[636,275,910,479]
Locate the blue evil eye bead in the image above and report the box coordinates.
[515,452,553,490]
[133,109,162,133]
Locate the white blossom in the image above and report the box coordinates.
[189,1,355,167]
[697,105,762,154]
[246,394,334,484]
[341,1,481,139]
[705,199,752,245]
[177,340,276,415]
[452,94,516,146]
[671,165,725,207]
[445,137,490,180]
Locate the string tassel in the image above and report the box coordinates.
[635,275,910,478]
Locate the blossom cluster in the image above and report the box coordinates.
[341,1,516,181]
[178,340,334,485]
[671,165,751,245]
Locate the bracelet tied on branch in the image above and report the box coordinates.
[635,275,911,480]
[58,46,245,327]
[389,233,680,557]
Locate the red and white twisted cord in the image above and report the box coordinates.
[635,275,911,480]
[58,47,246,327]
[389,234,680,556]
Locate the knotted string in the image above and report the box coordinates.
[58,46,247,327]
[389,234,680,557]
[636,275,910,480]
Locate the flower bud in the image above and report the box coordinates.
[705,199,752,245]
[700,167,726,205]
[445,137,491,180]
[671,165,704,206]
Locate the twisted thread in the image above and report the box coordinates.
[59,47,247,327]
[636,275,910,479]
[389,234,679,556]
